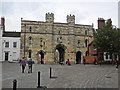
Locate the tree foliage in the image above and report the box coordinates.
[94,21,120,56]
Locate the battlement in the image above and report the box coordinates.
[67,14,75,19]
[67,14,75,24]
[46,12,54,17]
[46,12,54,23]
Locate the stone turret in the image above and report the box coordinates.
[45,12,54,23]
[67,14,75,25]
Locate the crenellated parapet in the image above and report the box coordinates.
[67,14,75,25]
[45,12,54,23]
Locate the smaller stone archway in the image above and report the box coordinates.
[38,50,44,64]
[76,51,82,64]
[55,44,65,63]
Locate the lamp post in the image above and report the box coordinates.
[2,40,6,61]
[24,24,26,58]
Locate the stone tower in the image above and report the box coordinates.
[67,14,75,25]
[45,12,54,23]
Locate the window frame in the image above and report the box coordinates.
[5,42,9,48]
[13,42,17,48]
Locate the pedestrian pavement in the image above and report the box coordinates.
[1,62,119,89]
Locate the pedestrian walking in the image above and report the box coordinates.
[67,59,71,66]
[41,58,44,64]
[27,58,34,73]
[83,58,86,65]
[94,58,97,65]
[20,57,26,73]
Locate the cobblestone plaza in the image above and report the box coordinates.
[1,62,119,89]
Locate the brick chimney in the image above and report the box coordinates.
[1,17,5,31]
[98,18,105,29]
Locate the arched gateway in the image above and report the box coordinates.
[37,50,44,64]
[76,51,81,64]
[54,44,65,63]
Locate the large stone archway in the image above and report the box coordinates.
[54,44,65,63]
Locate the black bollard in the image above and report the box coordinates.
[37,71,41,88]
[50,67,52,78]
[13,79,17,90]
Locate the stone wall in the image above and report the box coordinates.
[21,13,94,64]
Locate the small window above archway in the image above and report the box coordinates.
[85,30,87,35]
[85,39,88,47]
[28,50,32,58]
[29,26,32,32]
[29,36,32,44]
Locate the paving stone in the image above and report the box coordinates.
[1,62,118,89]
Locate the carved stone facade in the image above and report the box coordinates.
[21,13,94,64]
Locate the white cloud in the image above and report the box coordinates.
[1,1,118,31]
[118,1,120,28]
[2,0,120,2]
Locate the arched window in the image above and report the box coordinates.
[85,30,87,35]
[28,50,32,58]
[29,36,32,44]
[29,36,32,40]
[60,36,62,39]
[58,31,60,34]
[57,38,59,42]
[29,26,32,32]
[77,40,80,48]
[85,51,89,56]
[78,40,80,44]
[85,39,87,47]
[40,38,42,42]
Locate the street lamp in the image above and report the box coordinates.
[24,24,26,58]
[2,40,6,61]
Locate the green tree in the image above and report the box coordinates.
[94,20,120,61]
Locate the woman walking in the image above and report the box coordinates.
[20,57,26,73]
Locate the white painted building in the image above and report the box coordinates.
[2,33,20,62]
[104,52,112,61]
[104,52,118,61]
[0,17,21,62]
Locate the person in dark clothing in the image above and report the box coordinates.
[83,58,86,65]
[94,58,97,65]
[20,57,26,73]
[67,59,71,66]
[27,58,34,73]
[41,58,44,64]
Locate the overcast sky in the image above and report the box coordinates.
[1,0,119,31]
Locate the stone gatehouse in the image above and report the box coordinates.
[21,12,94,64]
